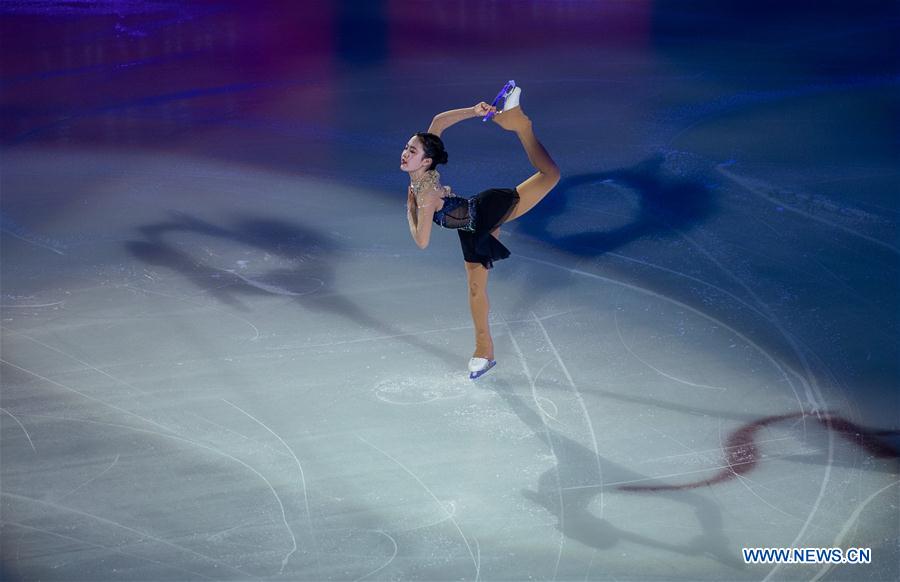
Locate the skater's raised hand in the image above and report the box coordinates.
[472,102,496,118]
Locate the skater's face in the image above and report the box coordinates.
[400,136,431,173]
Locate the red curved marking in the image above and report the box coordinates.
[619,413,899,492]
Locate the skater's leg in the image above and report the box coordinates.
[493,106,560,223]
[464,261,494,360]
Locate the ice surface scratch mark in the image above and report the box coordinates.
[207,522,250,541]
[188,279,245,297]
[394,500,459,533]
[668,228,836,576]
[53,454,121,503]
[723,421,810,505]
[1,520,216,580]
[515,254,806,409]
[224,269,324,297]
[18,412,295,579]
[718,164,900,255]
[187,411,292,458]
[733,472,804,521]
[205,538,272,551]
[1,325,152,395]
[532,312,606,520]
[626,410,898,491]
[0,407,36,452]
[353,529,399,582]
[646,425,718,466]
[0,358,176,434]
[262,310,578,353]
[502,316,566,582]
[561,449,816,491]
[802,168,900,190]
[663,77,900,151]
[612,310,727,392]
[269,323,474,351]
[652,225,823,455]
[605,251,770,321]
[123,283,260,341]
[584,549,597,581]
[0,227,65,255]
[0,300,65,308]
[803,251,884,312]
[2,492,254,578]
[639,435,794,465]
[531,359,560,421]
[535,396,559,422]
[357,435,480,581]
[810,479,899,582]
[519,249,835,562]
[473,536,481,580]
[186,411,249,441]
[221,398,317,572]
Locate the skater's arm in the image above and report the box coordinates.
[427,102,495,137]
[407,186,438,249]
[406,187,420,241]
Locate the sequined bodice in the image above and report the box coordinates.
[412,170,476,232]
[433,194,476,232]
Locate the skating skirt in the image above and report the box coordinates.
[458,187,520,270]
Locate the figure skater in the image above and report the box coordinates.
[402,82,560,379]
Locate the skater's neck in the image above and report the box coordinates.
[409,167,435,183]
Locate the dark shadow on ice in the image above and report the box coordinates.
[126,211,462,367]
[515,155,714,257]
[489,380,744,569]
[0,561,22,582]
[525,385,900,478]
[508,155,713,312]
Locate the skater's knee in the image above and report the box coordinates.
[543,163,560,185]
[468,280,486,298]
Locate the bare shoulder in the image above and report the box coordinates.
[416,187,444,213]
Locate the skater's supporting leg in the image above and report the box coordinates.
[493,107,560,223]
[464,261,494,359]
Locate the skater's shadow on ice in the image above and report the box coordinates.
[517,154,713,255]
[509,155,713,309]
[126,211,460,366]
[581,386,900,475]
[490,380,744,570]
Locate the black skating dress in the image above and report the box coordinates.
[422,171,520,270]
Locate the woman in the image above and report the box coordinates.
[402,84,560,379]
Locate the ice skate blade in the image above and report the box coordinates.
[483,80,516,122]
[468,359,497,380]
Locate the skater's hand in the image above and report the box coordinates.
[407,185,416,212]
[472,102,496,118]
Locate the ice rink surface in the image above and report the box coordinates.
[1,1,898,580]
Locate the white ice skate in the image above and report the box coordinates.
[468,357,497,380]
[499,86,520,113]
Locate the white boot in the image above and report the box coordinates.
[468,357,497,380]
[500,86,521,112]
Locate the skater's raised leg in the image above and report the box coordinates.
[492,88,560,222]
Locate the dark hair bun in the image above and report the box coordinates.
[415,131,449,170]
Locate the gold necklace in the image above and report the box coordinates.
[410,170,440,196]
